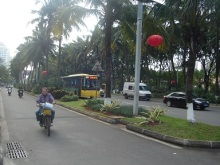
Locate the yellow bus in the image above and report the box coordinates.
[61,73,102,98]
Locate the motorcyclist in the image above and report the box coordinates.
[7,86,12,95]
[18,86,23,97]
[35,87,55,126]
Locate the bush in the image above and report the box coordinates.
[84,99,104,107]
[52,90,68,99]
[111,105,149,117]
[112,105,133,117]
[91,104,103,111]
[60,95,79,102]
[193,87,220,103]
[100,100,120,113]
[139,106,166,125]
[84,99,149,117]
[31,85,41,94]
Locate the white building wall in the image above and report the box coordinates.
[0,42,10,68]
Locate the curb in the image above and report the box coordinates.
[57,103,220,149]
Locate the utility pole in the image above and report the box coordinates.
[133,0,160,115]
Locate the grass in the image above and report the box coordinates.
[124,116,220,141]
[56,99,220,141]
[56,99,86,110]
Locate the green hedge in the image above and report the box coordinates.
[52,90,68,99]
[60,95,79,102]
[84,99,149,117]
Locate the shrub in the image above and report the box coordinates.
[52,90,68,99]
[60,95,79,102]
[84,99,104,107]
[112,105,133,117]
[100,100,120,113]
[194,87,220,103]
[139,106,166,125]
[31,85,41,94]
[91,104,103,111]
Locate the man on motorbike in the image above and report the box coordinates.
[7,86,12,95]
[18,86,23,97]
[36,87,55,126]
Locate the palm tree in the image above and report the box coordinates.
[83,0,132,98]
[32,0,93,85]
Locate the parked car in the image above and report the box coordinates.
[163,92,209,110]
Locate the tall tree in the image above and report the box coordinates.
[83,0,132,98]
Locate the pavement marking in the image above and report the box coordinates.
[56,104,87,117]
[121,128,183,149]
[57,104,111,125]
[0,93,10,141]
[87,117,111,125]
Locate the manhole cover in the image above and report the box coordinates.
[6,142,27,159]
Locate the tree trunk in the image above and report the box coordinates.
[104,2,113,98]
[186,36,196,103]
[183,43,187,87]
[215,27,220,96]
[58,36,62,86]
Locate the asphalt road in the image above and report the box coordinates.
[111,94,220,126]
[0,89,220,165]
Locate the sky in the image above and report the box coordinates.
[0,0,164,58]
[0,0,97,58]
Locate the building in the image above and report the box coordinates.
[0,42,10,68]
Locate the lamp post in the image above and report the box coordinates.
[133,0,162,115]
[133,1,143,115]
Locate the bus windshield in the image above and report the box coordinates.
[82,77,99,90]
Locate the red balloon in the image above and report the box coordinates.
[147,35,163,47]
[42,70,47,75]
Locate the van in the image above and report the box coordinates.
[122,82,152,100]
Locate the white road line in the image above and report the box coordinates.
[56,104,111,125]
[87,117,111,125]
[0,93,9,141]
[121,128,183,149]
[55,104,87,117]
[0,91,17,165]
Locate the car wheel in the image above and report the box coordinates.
[166,101,172,107]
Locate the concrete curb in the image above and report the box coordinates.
[57,103,220,149]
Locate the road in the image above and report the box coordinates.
[111,94,220,126]
[0,89,220,165]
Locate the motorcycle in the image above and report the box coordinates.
[39,103,53,136]
[7,88,12,96]
[18,89,23,98]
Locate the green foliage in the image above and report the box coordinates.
[194,87,220,103]
[84,99,104,107]
[112,105,133,117]
[31,85,42,94]
[139,106,166,125]
[138,107,149,115]
[52,90,68,99]
[60,95,79,102]
[100,100,120,113]
[90,104,103,111]
[84,99,148,117]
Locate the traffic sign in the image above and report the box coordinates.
[92,61,103,71]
